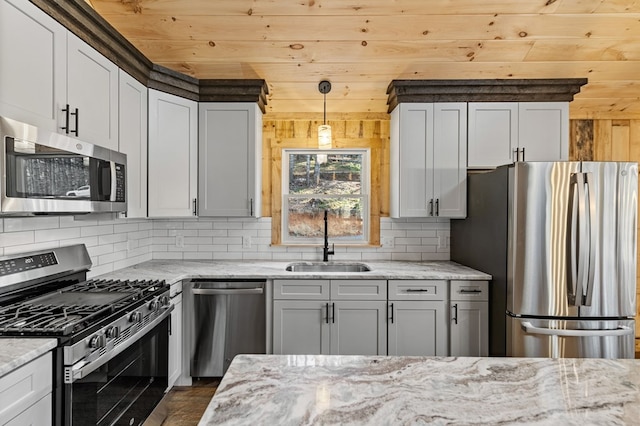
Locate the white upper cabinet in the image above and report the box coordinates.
[148,89,198,217]
[66,33,119,151]
[468,101,569,168]
[517,102,569,162]
[118,70,148,218]
[198,103,262,217]
[0,0,119,150]
[390,102,467,218]
[0,0,67,130]
[468,103,518,168]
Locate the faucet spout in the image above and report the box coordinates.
[323,210,335,262]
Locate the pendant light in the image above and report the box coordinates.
[318,80,332,149]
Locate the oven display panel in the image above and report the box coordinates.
[0,252,57,276]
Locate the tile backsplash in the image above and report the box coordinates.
[0,215,450,277]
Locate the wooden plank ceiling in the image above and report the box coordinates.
[88,0,640,119]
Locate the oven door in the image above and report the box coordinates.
[65,316,169,426]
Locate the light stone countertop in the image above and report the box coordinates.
[199,354,640,425]
[97,260,491,285]
[0,338,57,377]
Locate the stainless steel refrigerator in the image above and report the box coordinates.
[451,161,637,358]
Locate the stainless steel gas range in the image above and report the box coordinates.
[0,244,172,426]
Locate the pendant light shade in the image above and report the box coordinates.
[318,80,332,149]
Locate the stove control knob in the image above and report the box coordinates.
[89,334,106,349]
[129,311,143,324]
[105,326,120,339]
[160,295,170,307]
[148,300,158,312]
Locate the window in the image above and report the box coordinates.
[282,149,369,244]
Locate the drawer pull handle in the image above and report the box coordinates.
[406,289,431,292]
[459,289,482,294]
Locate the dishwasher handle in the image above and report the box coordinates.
[192,287,264,296]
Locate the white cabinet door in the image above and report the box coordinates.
[198,103,262,217]
[4,394,51,426]
[0,0,66,132]
[391,103,434,217]
[449,280,489,357]
[388,301,447,356]
[433,103,467,218]
[450,301,489,357]
[148,89,198,217]
[518,102,569,162]
[118,70,147,218]
[390,103,467,218]
[66,33,119,151]
[330,301,387,355]
[468,102,519,168]
[168,292,182,389]
[273,300,330,355]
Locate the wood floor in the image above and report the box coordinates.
[156,378,220,426]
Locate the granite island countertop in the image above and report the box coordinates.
[96,260,491,284]
[199,354,640,425]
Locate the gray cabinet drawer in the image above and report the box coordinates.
[388,280,446,301]
[330,280,387,301]
[450,280,489,301]
[273,279,330,300]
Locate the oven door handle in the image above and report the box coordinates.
[67,305,173,383]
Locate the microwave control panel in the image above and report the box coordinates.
[115,164,125,203]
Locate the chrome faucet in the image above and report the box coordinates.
[323,210,335,262]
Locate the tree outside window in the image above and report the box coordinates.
[282,149,369,244]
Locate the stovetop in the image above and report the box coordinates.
[0,278,167,336]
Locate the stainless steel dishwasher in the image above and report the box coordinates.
[187,279,266,377]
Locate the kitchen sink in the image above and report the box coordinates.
[285,262,371,273]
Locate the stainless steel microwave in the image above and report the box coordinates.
[0,116,126,215]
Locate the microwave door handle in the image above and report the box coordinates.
[520,321,633,337]
[109,161,117,202]
[584,172,596,307]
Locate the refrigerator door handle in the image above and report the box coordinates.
[520,321,634,337]
[583,172,596,307]
[567,173,588,306]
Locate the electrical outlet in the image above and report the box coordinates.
[382,237,394,248]
[176,235,184,248]
[243,236,252,249]
[438,235,450,250]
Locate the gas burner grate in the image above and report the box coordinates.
[0,278,167,335]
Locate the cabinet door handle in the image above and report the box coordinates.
[331,303,335,324]
[429,199,433,216]
[70,107,79,136]
[520,147,525,162]
[406,288,431,293]
[452,303,458,325]
[459,289,482,294]
[435,199,439,216]
[193,198,198,216]
[61,104,70,134]
[389,303,394,324]
[250,198,254,216]
[325,303,329,324]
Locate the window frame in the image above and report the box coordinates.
[281,148,370,245]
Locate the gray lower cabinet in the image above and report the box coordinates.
[387,280,448,356]
[449,280,489,356]
[0,352,52,425]
[272,279,387,355]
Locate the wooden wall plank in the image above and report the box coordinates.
[594,119,614,160]
[569,119,594,161]
[611,120,631,161]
